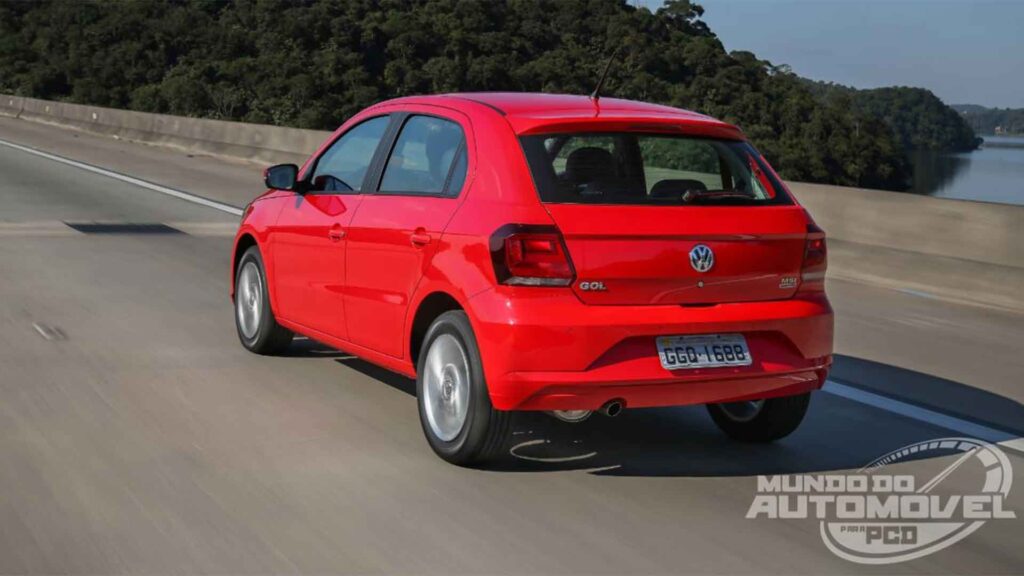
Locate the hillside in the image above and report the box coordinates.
[0,0,922,190]
[951,104,1024,135]
[808,83,980,152]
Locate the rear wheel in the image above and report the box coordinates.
[417,310,511,465]
[235,246,293,355]
[707,393,810,442]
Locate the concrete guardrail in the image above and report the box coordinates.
[3,94,1022,312]
[0,94,324,166]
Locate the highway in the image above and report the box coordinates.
[1,116,1022,574]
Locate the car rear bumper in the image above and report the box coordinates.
[467,287,834,411]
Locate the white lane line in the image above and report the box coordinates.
[0,137,243,216]
[0,221,82,236]
[824,380,1024,454]
[897,288,937,300]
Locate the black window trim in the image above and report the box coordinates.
[366,112,469,199]
[440,139,467,198]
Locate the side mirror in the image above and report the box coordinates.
[264,164,299,190]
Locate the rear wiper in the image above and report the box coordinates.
[681,189,757,203]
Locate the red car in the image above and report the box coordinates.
[231,93,833,465]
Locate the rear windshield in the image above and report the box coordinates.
[519,132,792,206]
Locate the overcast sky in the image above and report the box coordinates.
[691,0,1023,108]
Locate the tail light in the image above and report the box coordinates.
[800,222,827,292]
[490,225,575,286]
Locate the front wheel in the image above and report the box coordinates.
[234,246,293,355]
[707,392,811,442]
[416,310,511,465]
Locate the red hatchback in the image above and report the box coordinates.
[232,93,833,464]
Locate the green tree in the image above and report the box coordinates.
[1,0,952,190]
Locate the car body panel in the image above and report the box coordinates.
[545,204,807,305]
[345,103,476,358]
[272,192,363,338]
[231,190,288,304]
[346,194,460,356]
[467,287,833,410]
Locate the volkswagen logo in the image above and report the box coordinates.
[689,244,714,273]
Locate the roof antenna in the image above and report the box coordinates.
[590,45,622,101]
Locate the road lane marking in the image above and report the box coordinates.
[0,137,244,216]
[0,221,81,236]
[824,380,1024,455]
[32,322,67,341]
[898,288,937,300]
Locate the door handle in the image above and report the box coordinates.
[328,226,345,241]
[410,231,431,247]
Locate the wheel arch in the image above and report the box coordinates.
[408,291,466,368]
[231,232,259,299]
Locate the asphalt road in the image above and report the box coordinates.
[1,119,1022,574]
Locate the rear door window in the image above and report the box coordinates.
[380,115,466,196]
[520,132,790,206]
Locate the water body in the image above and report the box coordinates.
[910,135,1024,206]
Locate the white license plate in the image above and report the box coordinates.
[656,334,753,370]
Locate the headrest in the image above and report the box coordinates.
[565,147,615,182]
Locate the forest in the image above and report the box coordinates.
[0,0,980,190]
[809,82,981,151]
[952,104,1024,136]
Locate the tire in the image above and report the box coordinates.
[234,246,293,355]
[416,310,512,465]
[707,392,811,442]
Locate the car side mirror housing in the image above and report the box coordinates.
[264,164,299,190]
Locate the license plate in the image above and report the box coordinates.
[656,334,753,370]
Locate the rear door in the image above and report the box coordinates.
[344,110,470,357]
[519,132,808,305]
[271,115,391,337]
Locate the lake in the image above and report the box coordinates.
[910,135,1024,206]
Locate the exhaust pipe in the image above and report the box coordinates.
[598,400,623,418]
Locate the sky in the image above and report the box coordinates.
[687,0,1024,109]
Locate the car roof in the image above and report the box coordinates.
[373,92,745,140]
